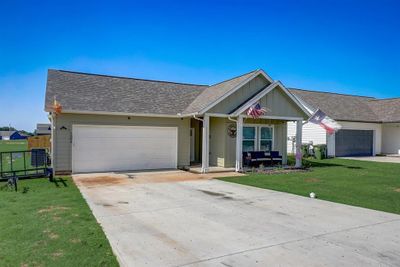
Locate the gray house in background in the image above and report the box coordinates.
[0,131,27,140]
[36,123,51,135]
[287,89,400,157]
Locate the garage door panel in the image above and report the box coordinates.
[335,129,373,157]
[72,125,178,173]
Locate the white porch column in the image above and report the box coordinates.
[235,115,243,172]
[201,115,210,173]
[295,120,303,168]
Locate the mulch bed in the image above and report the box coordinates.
[244,166,310,175]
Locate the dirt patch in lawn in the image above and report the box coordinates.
[70,238,81,244]
[38,206,70,214]
[305,178,320,183]
[43,229,59,240]
[394,188,400,193]
[51,250,64,259]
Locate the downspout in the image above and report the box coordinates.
[49,112,56,177]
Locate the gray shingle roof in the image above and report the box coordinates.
[45,69,400,123]
[289,88,400,123]
[183,70,259,114]
[45,70,208,115]
[368,98,400,122]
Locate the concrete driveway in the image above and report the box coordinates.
[74,171,400,267]
[341,156,400,163]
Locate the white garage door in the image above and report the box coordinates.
[72,125,178,173]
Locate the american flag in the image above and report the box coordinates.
[247,103,267,119]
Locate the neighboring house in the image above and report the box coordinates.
[36,123,51,135]
[44,69,310,174]
[287,89,400,157]
[0,131,27,140]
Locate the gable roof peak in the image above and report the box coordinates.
[209,69,259,87]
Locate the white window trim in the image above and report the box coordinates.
[243,124,274,151]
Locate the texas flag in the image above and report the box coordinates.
[308,109,341,135]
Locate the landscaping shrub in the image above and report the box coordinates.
[314,144,327,160]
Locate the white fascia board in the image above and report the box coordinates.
[258,69,274,83]
[242,115,304,121]
[60,110,183,118]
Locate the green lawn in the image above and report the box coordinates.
[0,177,118,267]
[220,158,400,214]
[0,139,28,152]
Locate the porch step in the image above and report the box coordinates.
[186,166,236,174]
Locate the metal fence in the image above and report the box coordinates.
[0,149,52,180]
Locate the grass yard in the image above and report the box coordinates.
[220,158,400,214]
[0,139,28,152]
[0,177,118,267]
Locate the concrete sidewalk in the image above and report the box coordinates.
[74,171,400,267]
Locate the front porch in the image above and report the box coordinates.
[190,115,304,173]
[186,72,309,173]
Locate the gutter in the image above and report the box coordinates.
[192,114,203,122]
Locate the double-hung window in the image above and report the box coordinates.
[242,127,256,152]
[259,127,273,151]
[242,126,273,152]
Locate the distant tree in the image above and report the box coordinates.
[19,130,34,136]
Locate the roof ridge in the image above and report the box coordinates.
[49,69,209,87]
[289,87,376,99]
[209,69,259,87]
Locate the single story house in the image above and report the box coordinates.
[45,69,310,174]
[36,123,51,135]
[287,89,400,157]
[0,131,27,140]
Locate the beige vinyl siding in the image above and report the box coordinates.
[209,117,227,167]
[287,122,327,154]
[208,75,271,114]
[190,119,202,162]
[258,87,307,118]
[53,113,190,172]
[381,123,400,154]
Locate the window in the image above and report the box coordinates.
[259,127,273,152]
[242,127,256,152]
[242,125,273,152]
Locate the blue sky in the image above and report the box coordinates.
[1,0,399,131]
